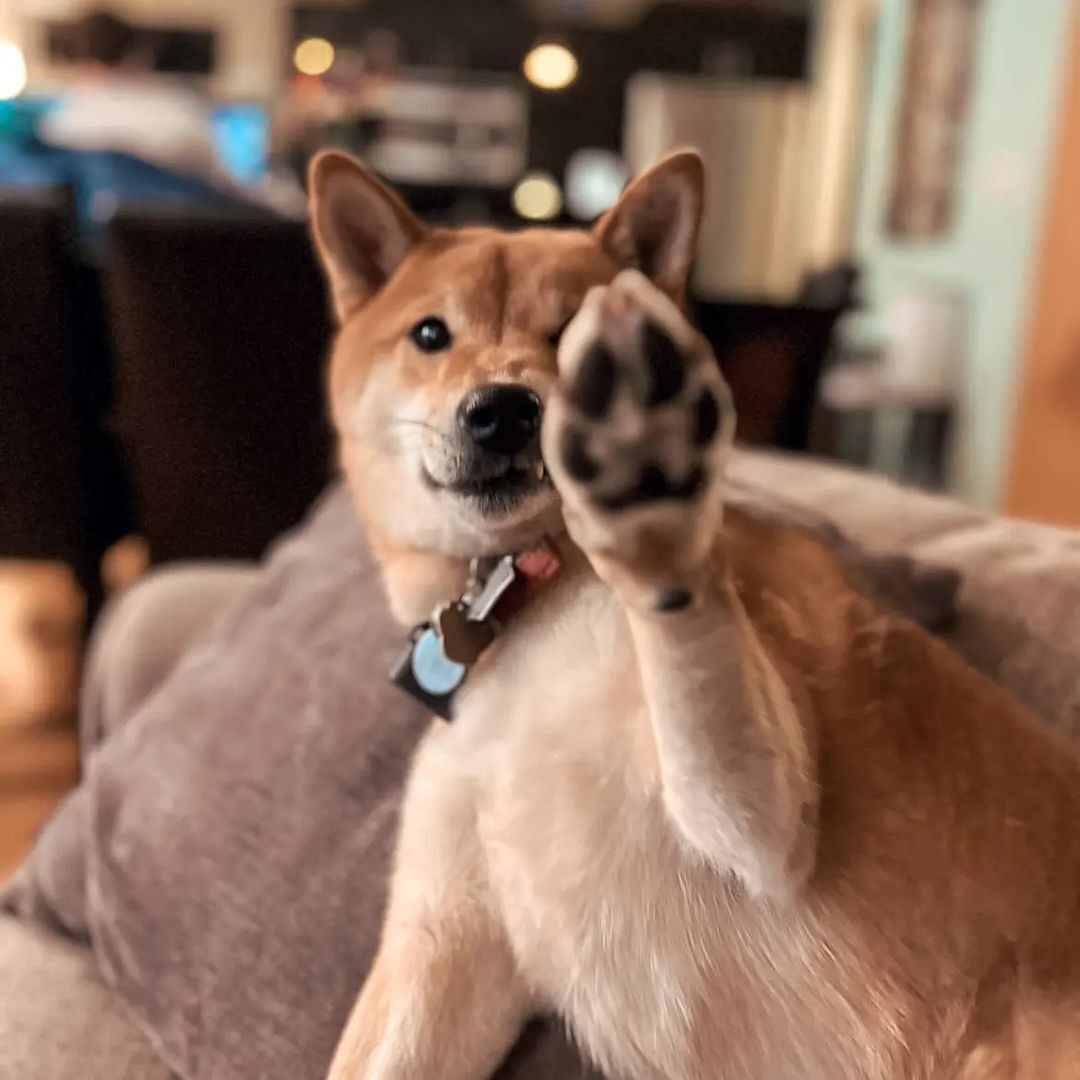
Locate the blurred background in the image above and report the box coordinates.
[2,0,1079,867]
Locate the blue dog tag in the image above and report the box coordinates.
[411,628,467,695]
[390,625,467,720]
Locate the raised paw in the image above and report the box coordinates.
[542,269,735,611]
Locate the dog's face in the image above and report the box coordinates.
[309,150,704,564]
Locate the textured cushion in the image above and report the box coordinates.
[0,914,169,1080]
[7,450,1070,1080]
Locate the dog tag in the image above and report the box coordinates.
[435,601,495,665]
[466,555,518,623]
[390,626,466,721]
[410,628,466,694]
[388,538,563,723]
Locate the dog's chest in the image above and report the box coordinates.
[447,577,894,1080]
[451,568,634,756]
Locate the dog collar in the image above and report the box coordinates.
[390,537,563,721]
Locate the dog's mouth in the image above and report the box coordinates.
[423,458,552,515]
[449,460,548,497]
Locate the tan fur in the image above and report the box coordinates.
[310,151,1080,1080]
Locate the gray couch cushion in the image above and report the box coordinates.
[0,914,169,1080]
[10,450,1073,1080]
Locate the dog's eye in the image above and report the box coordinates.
[411,317,452,353]
[548,319,572,349]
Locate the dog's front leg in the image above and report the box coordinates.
[623,570,816,898]
[328,729,532,1080]
[544,271,817,900]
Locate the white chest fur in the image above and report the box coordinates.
[423,569,900,1080]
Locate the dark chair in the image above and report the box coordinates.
[103,209,335,564]
[0,186,122,608]
[694,264,858,451]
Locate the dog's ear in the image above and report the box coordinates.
[593,149,704,301]
[308,151,427,323]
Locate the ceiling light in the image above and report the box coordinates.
[523,42,578,91]
[0,42,28,101]
[513,172,563,221]
[294,37,335,77]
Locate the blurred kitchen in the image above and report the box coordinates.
[2,0,1080,867]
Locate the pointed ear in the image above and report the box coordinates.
[593,149,705,301]
[308,151,427,323]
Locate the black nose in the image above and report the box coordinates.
[459,384,542,457]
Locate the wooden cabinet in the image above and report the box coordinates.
[1006,7,1080,527]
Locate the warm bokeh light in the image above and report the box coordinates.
[0,41,28,101]
[512,172,563,221]
[522,42,578,91]
[293,37,336,77]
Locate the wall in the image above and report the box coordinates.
[849,0,1072,509]
[7,0,289,99]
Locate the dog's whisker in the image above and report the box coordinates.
[388,417,443,436]
[386,417,453,451]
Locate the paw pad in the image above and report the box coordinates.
[570,343,618,419]
[644,322,685,406]
[654,588,693,613]
[595,462,706,512]
[692,389,721,447]
[560,426,600,482]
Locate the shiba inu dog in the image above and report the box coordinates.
[309,149,1080,1080]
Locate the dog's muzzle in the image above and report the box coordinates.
[425,383,549,513]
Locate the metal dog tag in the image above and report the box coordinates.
[435,601,495,665]
[466,555,518,623]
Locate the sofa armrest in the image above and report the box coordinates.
[0,915,170,1080]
